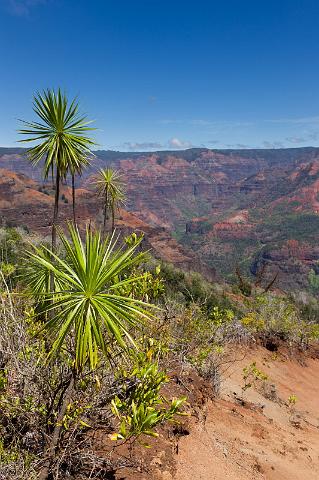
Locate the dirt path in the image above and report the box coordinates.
[174,347,319,480]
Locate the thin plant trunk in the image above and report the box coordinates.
[52,169,60,252]
[50,169,60,295]
[72,173,76,225]
[102,201,107,236]
[102,188,109,236]
[38,373,75,480]
[111,201,115,234]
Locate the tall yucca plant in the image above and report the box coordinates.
[94,167,125,235]
[27,223,152,371]
[18,88,95,249]
[27,224,152,480]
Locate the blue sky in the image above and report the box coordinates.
[1,0,319,150]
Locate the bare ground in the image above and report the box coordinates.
[94,345,319,480]
[174,345,319,480]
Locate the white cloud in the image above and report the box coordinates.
[168,137,192,149]
[121,141,163,151]
[117,138,193,151]
[225,143,251,149]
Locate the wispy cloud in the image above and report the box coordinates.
[5,0,46,16]
[168,137,192,149]
[190,119,254,128]
[190,119,213,127]
[262,140,285,149]
[286,132,319,144]
[159,118,254,129]
[116,131,319,153]
[158,119,182,125]
[121,141,164,151]
[269,116,319,125]
[225,143,252,149]
[117,137,193,151]
[285,136,307,144]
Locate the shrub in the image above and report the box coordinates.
[0,229,187,479]
[160,262,233,312]
[111,349,186,443]
[240,293,319,348]
[242,362,268,394]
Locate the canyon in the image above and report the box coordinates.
[1,146,319,291]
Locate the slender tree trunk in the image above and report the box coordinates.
[38,373,75,480]
[102,201,107,236]
[102,189,109,237]
[52,169,60,252]
[72,173,76,225]
[111,201,115,234]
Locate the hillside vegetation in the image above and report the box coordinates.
[1,223,319,479]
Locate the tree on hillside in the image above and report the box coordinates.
[18,88,95,249]
[94,167,125,235]
[27,222,152,480]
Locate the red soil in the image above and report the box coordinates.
[109,345,319,480]
[175,346,319,480]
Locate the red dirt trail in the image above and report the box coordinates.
[174,346,319,480]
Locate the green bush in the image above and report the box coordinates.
[111,349,186,443]
[241,293,319,347]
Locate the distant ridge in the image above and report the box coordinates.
[2,145,319,291]
[2,145,319,156]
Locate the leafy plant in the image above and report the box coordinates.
[241,294,308,346]
[242,361,268,393]
[26,223,153,371]
[115,262,165,302]
[110,350,186,443]
[287,394,298,406]
[24,223,155,480]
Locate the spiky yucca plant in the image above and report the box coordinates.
[94,167,125,235]
[27,223,152,371]
[27,223,154,480]
[19,88,95,248]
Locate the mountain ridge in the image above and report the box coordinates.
[1,146,319,292]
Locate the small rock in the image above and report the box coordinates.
[151,456,163,467]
